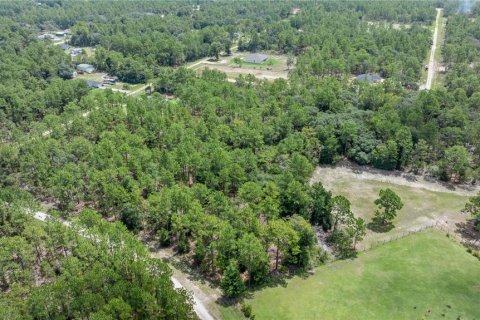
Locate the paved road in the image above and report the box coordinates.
[424,8,442,90]
[30,211,216,320]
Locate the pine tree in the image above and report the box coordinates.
[220,259,245,298]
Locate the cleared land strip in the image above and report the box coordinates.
[424,8,442,90]
[311,162,479,196]
[30,211,216,320]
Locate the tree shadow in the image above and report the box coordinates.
[367,218,394,233]
[215,295,241,307]
[454,220,480,249]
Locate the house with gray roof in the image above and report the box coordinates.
[76,63,95,74]
[244,53,268,64]
[86,80,102,88]
[355,73,383,83]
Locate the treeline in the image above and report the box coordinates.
[0,188,195,320]
[2,1,438,84]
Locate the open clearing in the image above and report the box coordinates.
[189,52,289,81]
[75,72,145,94]
[224,231,480,320]
[311,164,476,248]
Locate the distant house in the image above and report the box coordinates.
[55,31,65,37]
[102,75,118,85]
[71,47,83,56]
[76,63,95,74]
[86,80,102,88]
[244,53,268,64]
[355,73,383,83]
[38,33,55,40]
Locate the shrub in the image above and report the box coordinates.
[241,302,252,318]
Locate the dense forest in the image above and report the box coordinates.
[0,188,195,319]
[1,0,480,315]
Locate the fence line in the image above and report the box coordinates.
[357,222,479,253]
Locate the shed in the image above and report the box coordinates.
[356,73,383,83]
[244,53,268,64]
[86,80,102,88]
[76,63,95,74]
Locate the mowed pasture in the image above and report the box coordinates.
[223,231,480,320]
[311,165,473,248]
[189,53,290,81]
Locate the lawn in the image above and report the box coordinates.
[224,231,480,320]
[229,56,284,68]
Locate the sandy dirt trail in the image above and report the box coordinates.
[424,8,442,90]
[311,162,479,197]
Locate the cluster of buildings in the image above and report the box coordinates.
[70,47,83,56]
[85,74,119,89]
[38,29,70,42]
[75,64,119,88]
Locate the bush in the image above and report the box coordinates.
[157,229,171,247]
[241,302,252,318]
[176,233,189,254]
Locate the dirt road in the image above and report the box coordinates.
[311,162,479,197]
[424,8,442,90]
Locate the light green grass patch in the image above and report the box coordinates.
[75,72,104,81]
[226,231,480,320]
[314,172,469,248]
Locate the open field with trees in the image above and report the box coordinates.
[311,164,473,248]
[223,231,480,320]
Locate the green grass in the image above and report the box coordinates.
[76,72,103,81]
[231,57,283,68]
[224,231,480,320]
[434,13,445,62]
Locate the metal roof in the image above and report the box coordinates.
[356,73,383,83]
[244,53,268,64]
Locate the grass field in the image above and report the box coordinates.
[311,166,470,248]
[223,231,480,320]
